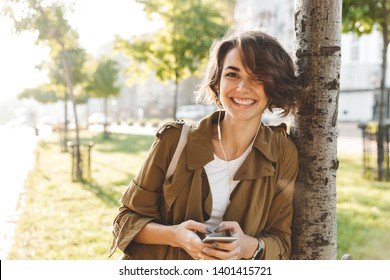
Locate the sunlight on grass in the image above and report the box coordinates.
[337,153,390,259]
[8,131,154,260]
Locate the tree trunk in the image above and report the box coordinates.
[173,69,179,120]
[59,42,83,181]
[103,97,109,139]
[290,0,341,259]
[36,5,83,181]
[62,92,68,151]
[377,16,389,181]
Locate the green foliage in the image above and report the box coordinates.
[116,0,229,83]
[5,0,78,48]
[49,47,87,87]
[342,0,388,36]
[5,0,88,104]
[87,58,121,99]
[18,85,58,103]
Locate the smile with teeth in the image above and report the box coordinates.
[232,97,256,106]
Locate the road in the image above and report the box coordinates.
[337,122,363,154]
[0,125,37,260]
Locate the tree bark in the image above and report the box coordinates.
[290,0,342,259]
[59,43,83,181]
[36,4,83,181]
[103,97,109,139]
[377,12,389,181]
[63,91,68,151]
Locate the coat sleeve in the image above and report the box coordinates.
[108,125,181,257]
[259,135,298,260]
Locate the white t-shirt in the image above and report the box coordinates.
[203,146,252,229]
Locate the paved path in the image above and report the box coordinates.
[0,125,37,260]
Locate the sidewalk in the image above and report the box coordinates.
[0,125,37,259]
[337,122,362,154]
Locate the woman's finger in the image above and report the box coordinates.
[213,221,241,234]
[184,220,213,234]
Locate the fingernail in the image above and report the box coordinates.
[205,227,213,233]
[212,242,219,248]
[212,226,220,232]
[203,248,210,254]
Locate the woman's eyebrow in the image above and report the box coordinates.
[224,66,240,72]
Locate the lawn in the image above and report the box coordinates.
[7,131,390,259]
[336,153,390,259]
[7,131,154,260]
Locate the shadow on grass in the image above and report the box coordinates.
[86,133,154,154]
[81,180,121,208]
[80,171,136,208]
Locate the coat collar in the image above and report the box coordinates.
[186,111,279,179]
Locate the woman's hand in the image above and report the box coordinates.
[199,221,258,260]
[172,220,215,260]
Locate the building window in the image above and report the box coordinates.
[350,36,359,61]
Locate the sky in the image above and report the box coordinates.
[0,0,160,103]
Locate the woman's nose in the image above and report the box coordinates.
[236,80,250,92]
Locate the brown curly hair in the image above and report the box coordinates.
[196,31,302,116]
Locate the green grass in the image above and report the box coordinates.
[7,131,154,260]
[7,132,390,259]
[336,153,390,260]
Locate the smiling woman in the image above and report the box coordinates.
[110,31,304,260]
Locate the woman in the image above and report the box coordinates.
[109,31,302,260]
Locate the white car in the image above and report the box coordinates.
[88,113,111,125]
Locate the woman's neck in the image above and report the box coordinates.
[212,113,262,161]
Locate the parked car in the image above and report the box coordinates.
[88,113,112,125]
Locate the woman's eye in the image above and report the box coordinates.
[226,72,237,78]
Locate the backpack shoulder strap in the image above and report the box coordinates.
[165,123,190,180]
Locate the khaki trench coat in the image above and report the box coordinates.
[109,111,298,260]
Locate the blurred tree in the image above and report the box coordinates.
[205,0,236,24]
[342,0,389,180]
[87,58,121,138]
[116,0,229,119]
[4,0,85,181]
[291,0,341,259]
[37,46,88,136]
[18,45,100,133]
[18,85,58,104]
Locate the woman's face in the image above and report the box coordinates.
[218,48,269,123]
